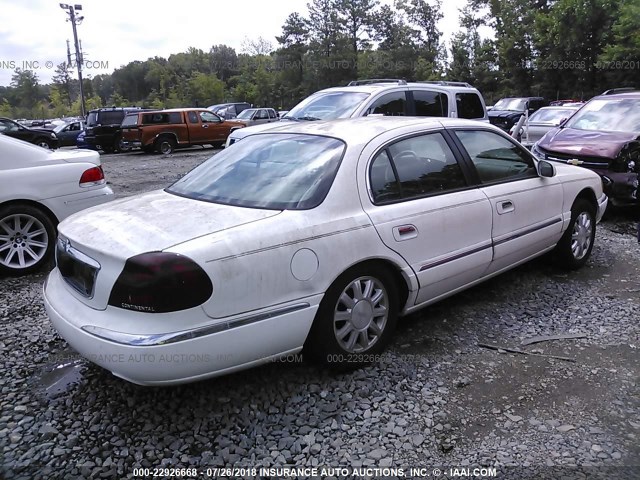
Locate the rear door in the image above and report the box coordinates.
[359,130,493,305]
[451,128,564,274]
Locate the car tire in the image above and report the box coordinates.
[113,134,130,154]
[35,138,53,149]
[155,136,176,155]
[0,204,56,276]
[554,198,596,270]
[304,264,398,369]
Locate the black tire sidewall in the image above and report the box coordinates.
[155,137,175,154]
[0,204,56,275]
[305,264,399,367]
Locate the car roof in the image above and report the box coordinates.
[243,116,497,144]
[314,82,482,95]
[593,92,640,100]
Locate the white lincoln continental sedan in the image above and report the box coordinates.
[43,117,608,385]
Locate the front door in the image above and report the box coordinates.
[360,131,493,305]
[452,128,564,275]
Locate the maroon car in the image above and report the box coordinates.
[532,91,640,206]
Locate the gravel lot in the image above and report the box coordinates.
[1,148,639,479]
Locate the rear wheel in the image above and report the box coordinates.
[113,134,130,153]
[304,264,398,369]
[554,198,596,269]
[0,204,56,275]
[155,136,176,154]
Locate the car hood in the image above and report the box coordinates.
[58,190,281,258]
[537,127,639,159]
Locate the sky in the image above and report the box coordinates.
[0,0,471,87]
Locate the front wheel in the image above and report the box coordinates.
[35,138,53,149]
[0,204,56,275]
[304,265,398,369]
[554,199,596,269]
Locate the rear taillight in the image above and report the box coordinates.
[108,252,213,313]
[79,166,105,187]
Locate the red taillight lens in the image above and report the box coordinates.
[79,166,105,186]
[108,252,213,313]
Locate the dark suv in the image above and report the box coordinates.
[533,91,640,206]
[489,97,548,131]
[84,107,145,153]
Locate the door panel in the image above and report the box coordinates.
[361,131,493,305]
[453,129,564,274]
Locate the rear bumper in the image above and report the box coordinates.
[43,268,318,386]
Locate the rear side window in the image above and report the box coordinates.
[369,132,466,203]
[268,109,277,119]
[142,112,183,124]
[456,93,485,119]
[413,91,448,117]
[366,92,406,116]
[188,111,199,123]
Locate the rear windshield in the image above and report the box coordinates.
[121,114,138,127]
[98,111,125,125]
[167,134,345,210]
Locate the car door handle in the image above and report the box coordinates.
[392,224,418,241]
[202,124,208,128]
[497,200,515,214]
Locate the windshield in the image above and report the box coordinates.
[167,133,345,210]
[528,108,577,124]
[86,112,98,126]
[493,98,528,112]
[236,109,255,120]
[284,92,370,121]
[564,98,640,132]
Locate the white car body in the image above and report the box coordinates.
[510,106,582,148]
[44,118,607,386]
[0,135,114,273]
[225,81,489,147]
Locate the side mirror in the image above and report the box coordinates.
[538,160,555,178]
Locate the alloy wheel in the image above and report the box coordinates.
[0,214,49,269]
[571,212,593,260]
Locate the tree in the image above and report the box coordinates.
[598,0,640,87]
[275,12,310,101]
[186,72,225,106]
[51,63,73,109]
[336,0,379,76]
[10,69,42,115]
[209,45,239,83]
[398,0,445,74]
[241,37,274,56]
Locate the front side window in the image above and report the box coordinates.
[366,92,407,116]
[167,134,345,210]
[99,111,125,125]
[0,119,19,132]
[369,132,466,203]
[188,111,198,123]
[413,91,448,117]
[236,109,255,120]
[455,130,537,183]
[456,93,485,119]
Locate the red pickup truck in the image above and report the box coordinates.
[121,108,244,154]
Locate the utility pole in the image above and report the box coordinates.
[60,4,86,117]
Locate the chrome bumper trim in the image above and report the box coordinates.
[80,303,311,347]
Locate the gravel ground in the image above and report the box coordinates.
[1,148,639,479]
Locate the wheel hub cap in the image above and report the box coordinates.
[571,212,592,260]
[0,214,49,269]
[333,276,388,353]
[351,300,374,330]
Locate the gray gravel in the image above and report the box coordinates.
[1,148,639,479]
